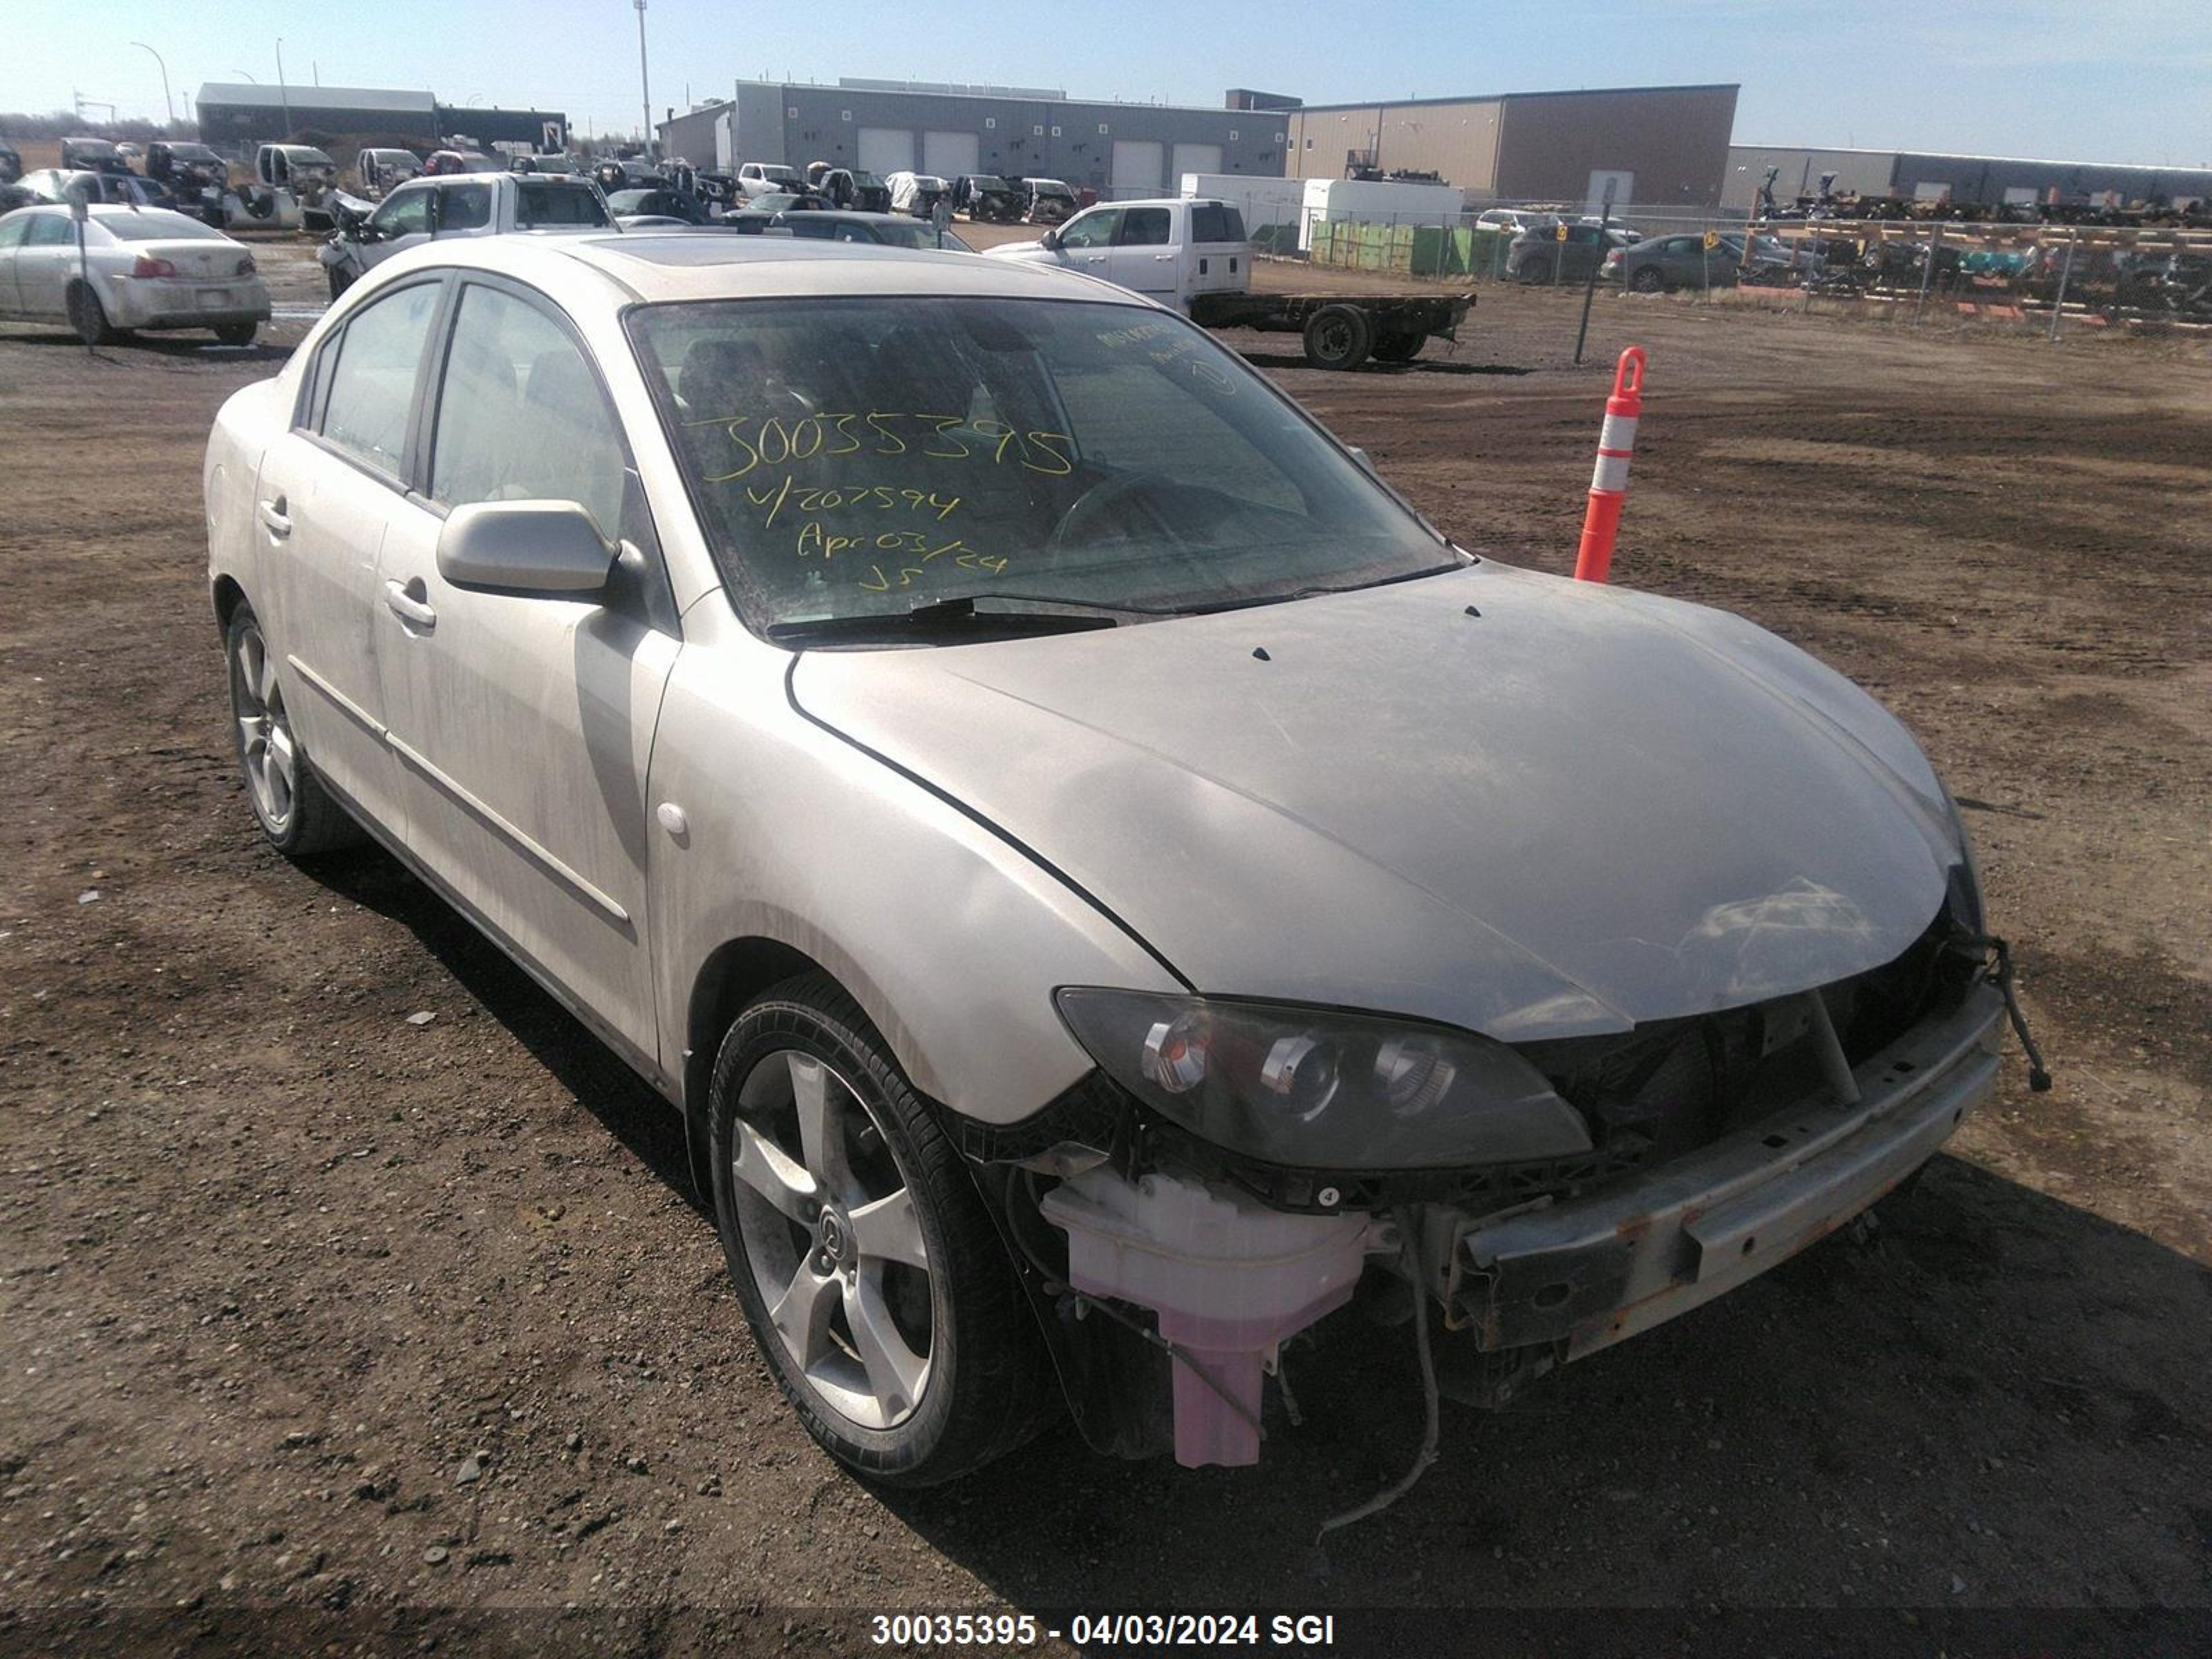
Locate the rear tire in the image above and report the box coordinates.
[66,283,115,346]
[214,321,257,347]
[1372,330,1425,363]
[709,972,1058,1486]
[326,265,353,303]
[1631,266,1667,294]
[224,603,363,858]
[1518,257,1553,285]
[1302,303,1374,371]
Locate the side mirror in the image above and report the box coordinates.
[1039,227,1060,251]
[436,500,615,597]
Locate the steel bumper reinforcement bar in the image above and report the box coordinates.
[1450,980,2007,1360]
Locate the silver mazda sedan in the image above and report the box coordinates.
[205,234,2035,1487]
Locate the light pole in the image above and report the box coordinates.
[131,41,174,126]
[635,0,654,161]
[275,37,292,140]
[234,70,259,84]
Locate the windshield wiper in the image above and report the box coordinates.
[764,593,1123,644]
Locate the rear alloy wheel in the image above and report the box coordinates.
[225,604,362,856]
[1302,303,1374,371]
[1631,266,1667,294]
[1372,329,1425,363]
[709,973,1056,1485]
[66,283,115,346]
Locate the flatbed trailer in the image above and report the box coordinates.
[1190,289,1474,370]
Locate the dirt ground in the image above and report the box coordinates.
[2,236,2209,1658]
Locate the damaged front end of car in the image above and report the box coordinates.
[957,874,2040,1474]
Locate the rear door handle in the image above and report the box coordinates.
[383,578,437,631]
[257,498,291,538]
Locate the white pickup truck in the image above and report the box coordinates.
[988,196,1472,370]
[317,172,615,299]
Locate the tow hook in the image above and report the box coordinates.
[1962,932,2053,1092]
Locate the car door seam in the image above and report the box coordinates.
[283,652,388,740]
[382,729,634,926]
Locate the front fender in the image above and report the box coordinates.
[647,621,1181,1129]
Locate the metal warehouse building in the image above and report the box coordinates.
[192,82,566,156]
[1284,84,1741,214]
[663,79,1289,198]
[1724,144,2212,214]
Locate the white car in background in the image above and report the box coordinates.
[0,203,268,345]
[317,172,615,299]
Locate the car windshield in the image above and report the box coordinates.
[97,210,228,241]
[630,296,1451,634]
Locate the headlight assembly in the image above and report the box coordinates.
[1056,988,1593,1170]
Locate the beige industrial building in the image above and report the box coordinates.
[1286,84,1741,214]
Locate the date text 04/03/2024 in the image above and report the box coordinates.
[868,1612,1338,1647]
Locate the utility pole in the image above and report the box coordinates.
[131,41,174,126]
[635,0,654,161]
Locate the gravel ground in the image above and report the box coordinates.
[1,236,2208,1658]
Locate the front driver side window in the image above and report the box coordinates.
[1057,208,1118,250]
[429,283,626,538]
[372,189,431,237]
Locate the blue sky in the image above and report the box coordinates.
[10,0,2209,165]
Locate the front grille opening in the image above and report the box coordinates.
[1518,911,1971,1166]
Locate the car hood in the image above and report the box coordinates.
[788,564,1962,1042]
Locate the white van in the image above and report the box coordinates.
[986,198,1250,312]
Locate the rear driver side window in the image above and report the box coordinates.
[428,284,626,538]
[318,281,441,477]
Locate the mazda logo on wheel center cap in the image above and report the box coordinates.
[816,1208,849,1260]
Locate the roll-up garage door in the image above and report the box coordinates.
[858,128,914,176]
[1110,140,1165,196]
[922,131,980,178]
[1171,142,1221,180]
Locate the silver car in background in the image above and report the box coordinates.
[203,234,2030,1490]
[0,204,268,345]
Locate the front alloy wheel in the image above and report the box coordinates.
[709,973,1056,1484]
[729,1047,935,1428]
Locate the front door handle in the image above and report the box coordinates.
[257,498,291,538]
[383,578,437,631]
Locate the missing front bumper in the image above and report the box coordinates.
[1448,981,2006,1360]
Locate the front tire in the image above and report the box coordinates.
[709,973,1057,1485]
[326,265,353,303]
[1372,329,1425,362]
[225,604,362,856]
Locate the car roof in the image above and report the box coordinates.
[373,231,1152,308]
